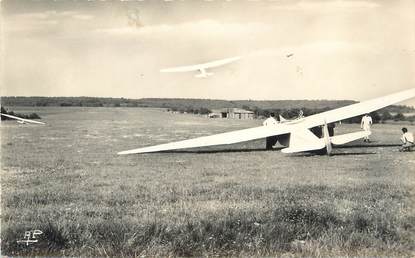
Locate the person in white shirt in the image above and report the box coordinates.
[361,114,373,142]
[400,127,414,152]
[263,113,279,126]
[263,113,279,149]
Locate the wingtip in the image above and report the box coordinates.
[231,56,242,61]
[117,150,132,155]
[117,149,145,155]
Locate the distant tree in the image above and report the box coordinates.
[185,106,194,114]
[343,115,362,124]
[393,113,405,121]
[36,101,48,107]
[242,105,252,111]
[282,109,298,119]
[251,106,263,117]
[1,106,9,120]
[407,115,415,124]
[301,108,314,116]
[380,110,393,122]
[198,108,211,115]
[28,113,41,119]
[369,111,381,123]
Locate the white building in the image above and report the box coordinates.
[209,108,254,119]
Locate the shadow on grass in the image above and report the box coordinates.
[330,152,377,156]
[161,147,285,154]
[140,143,400,155]
[336,143,400,149]
[292,152,377,157]
[289,147,378,156]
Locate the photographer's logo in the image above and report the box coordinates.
[16,230,43,246]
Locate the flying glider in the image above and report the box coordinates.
[118,88,415,155]
[0,113,46,125]
[160,56,241,78]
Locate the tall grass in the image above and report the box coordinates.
[2,182,414,256]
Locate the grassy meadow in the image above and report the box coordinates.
[1,107,415,256]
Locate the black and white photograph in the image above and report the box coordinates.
[1,0,415,256]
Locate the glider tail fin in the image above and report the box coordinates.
[279,115,287,122]
[281,128,325,153]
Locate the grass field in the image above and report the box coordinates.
[1,107,414,256]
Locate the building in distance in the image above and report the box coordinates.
[209,108,254,119]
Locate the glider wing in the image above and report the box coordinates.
[303,88,415,128]
[1,113,46,125]
[118,124,290,154]
[201,56,241,69]
[160,56,241,73]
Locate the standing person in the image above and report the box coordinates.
[361,114,373,142]
[400,127,414,152]
[263,112,278,126]
[263,113,279,150]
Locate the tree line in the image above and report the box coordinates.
[1,96,413,123]
[241,106,414,123]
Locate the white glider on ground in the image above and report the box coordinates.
[160,56,241,78]
[0,113,46,125]
[118,88,415,155]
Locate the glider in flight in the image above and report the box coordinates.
[1,113,46,125]
[160,56,241,78]
[118,88,415,155]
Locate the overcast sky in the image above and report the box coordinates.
[2,0,415,106]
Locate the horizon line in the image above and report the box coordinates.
[1,95,414,108]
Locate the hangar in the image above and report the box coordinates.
[209,108,254,119]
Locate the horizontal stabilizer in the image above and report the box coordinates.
[281,144,325,154]
[330,131,371,145]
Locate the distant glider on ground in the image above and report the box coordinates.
[118,88,415,155]
[1,113,46,125]
[160,56,241,78]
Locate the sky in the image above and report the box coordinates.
[1,0,415,106]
